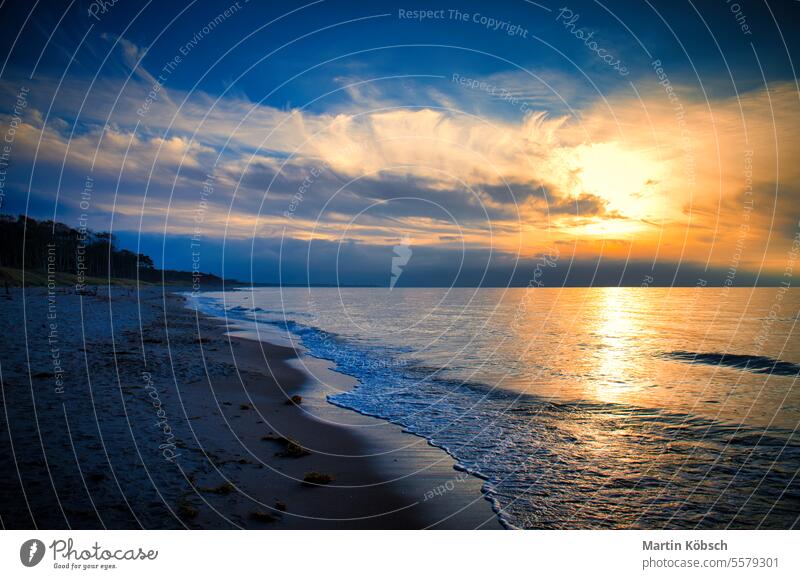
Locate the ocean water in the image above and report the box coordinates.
[192,287,800,529]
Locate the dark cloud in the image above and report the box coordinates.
[120,231,783,288]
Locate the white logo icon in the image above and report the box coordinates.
[390,234,412,289]
[20,539,46,567]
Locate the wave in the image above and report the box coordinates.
[194,292,800,528]
[663,351,800,376]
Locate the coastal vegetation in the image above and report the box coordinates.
[0,213,228,287]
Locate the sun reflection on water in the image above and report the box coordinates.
[592,287,648,404]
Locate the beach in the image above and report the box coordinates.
[4,283,798,530]
[0,286,502,529]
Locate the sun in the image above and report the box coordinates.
[573,142,663,213]
[549,141,668,238]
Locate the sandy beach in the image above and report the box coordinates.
[0,285,502,529]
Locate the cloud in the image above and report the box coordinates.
[2,39,799,281]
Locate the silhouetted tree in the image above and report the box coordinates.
[0,213,226,285]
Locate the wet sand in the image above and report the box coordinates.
[0,286,502,529]
[173,293,502,529]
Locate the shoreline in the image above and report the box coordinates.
[4,284,799,529]
[186,291,504,529]
[0,285,501,529]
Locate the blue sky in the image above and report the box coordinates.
[1,0,798,285]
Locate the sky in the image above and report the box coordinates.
[0,0,798,286]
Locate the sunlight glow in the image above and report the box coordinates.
[573,142,664,215]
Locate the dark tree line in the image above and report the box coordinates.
[0,214,229,284]
[0,214,155,279]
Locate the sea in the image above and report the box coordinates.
[191,287,800,529]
